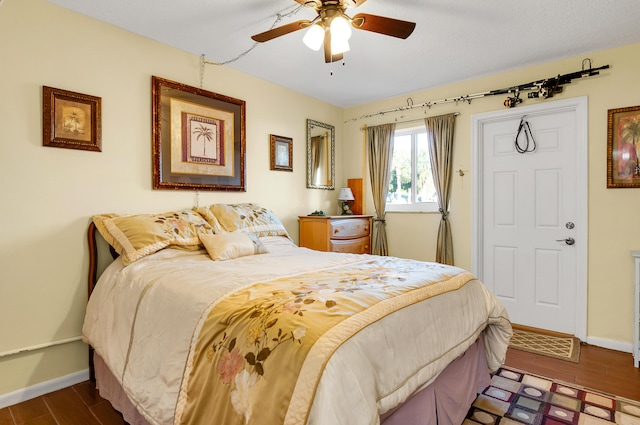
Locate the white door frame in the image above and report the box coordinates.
[471,96,588,341]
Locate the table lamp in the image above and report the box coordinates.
[338,187,355,215]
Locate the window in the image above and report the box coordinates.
[386,126,438,212]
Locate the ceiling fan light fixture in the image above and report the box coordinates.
[331,36,350,55]
[303,24,325,51]
[251,1,416,64]
[330,15,352,41]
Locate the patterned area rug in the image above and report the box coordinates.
[509,328,581,363]
[465,367,640,425]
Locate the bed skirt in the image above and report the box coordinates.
[93,337,489,425]
[380,337,490,425]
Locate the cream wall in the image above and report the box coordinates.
[0,0,343,396]
[342,43,640,350]
[1,0,639,401]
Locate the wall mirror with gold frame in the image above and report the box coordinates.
[306,119,335,190]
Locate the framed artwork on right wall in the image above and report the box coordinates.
[607,105,640,188]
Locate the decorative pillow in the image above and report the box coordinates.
[199,232,268,261]
[196,203,290,239]
[93,209,216,265]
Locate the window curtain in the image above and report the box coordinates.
[425,113,456,265]
[366,123,396,256]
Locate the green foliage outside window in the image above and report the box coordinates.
[387,131,437,205]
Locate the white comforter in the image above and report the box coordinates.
[82,237,511,425]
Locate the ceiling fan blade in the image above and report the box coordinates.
[351,13,416,39]
[324,28,331,62]
[251,20,312,43]
[323,30,343,63]
[329,52,344,63]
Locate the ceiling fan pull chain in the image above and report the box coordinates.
[330,60,346,75]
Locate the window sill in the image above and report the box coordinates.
[385,205,440,214]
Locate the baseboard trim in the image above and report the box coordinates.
[586,336,633,354]
[0,369,89,409]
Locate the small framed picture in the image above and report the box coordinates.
[270,134,293,172]
[607,105,640,188]
[42,86,102,152]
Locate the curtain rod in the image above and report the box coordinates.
[359,113,460,131]
[350,94,472,125]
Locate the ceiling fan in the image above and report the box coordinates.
[251,0,416,63]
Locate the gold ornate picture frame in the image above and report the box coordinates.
[607,105,640,188]
[42,86,101,152]
[152,76,246,191]
[270,134,293,171]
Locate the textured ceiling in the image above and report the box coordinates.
[48,0,640,108]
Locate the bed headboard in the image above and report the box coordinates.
[87,220,121,381]
[87,221,119,297]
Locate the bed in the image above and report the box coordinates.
[83,203,512,425]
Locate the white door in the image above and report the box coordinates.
[472,97,587,340]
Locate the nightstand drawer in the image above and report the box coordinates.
[330,217,370,239]
[299,215,372,254]
[330,236,370,254]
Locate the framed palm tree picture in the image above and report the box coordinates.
[152,76,246,191]
[42,86,101,152]
[607,105,640,188]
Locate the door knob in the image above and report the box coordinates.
[556,237,575,245]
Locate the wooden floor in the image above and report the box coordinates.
[0,381,125,425]
[504,342,640,401]
[1,344,638,425]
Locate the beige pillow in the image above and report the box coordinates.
[93,209,216,265]
[195,203,290,238]
[200,232,268,261]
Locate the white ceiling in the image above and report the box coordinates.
[48,0,640,108]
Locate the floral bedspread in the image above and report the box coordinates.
[176,258,474,425]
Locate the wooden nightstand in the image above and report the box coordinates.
[299,215,372,254]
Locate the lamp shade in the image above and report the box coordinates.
[330,16,352,41]
[338,187,355,201]
[330,16,352,54]
[331,37,350,55]
[303,24,324,51]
